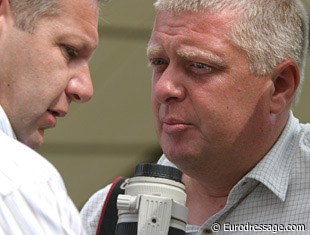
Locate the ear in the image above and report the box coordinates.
[269,60,300,114]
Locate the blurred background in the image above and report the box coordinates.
[39,0,310,210]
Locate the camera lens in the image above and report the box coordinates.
[116,163,188,235]
[134,163,183,183]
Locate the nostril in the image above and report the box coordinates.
[47,109,67,117]
[47,109,59,117]
[73,94,81,100]
[165,96,179,103]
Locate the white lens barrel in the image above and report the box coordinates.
[116,164,188,235]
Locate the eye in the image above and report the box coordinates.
[148,58,169,75]
[190,62,214,74]
[149,58,169,72]
[149,58,168,67]
[62,45,79,61]
[192,62,212,70]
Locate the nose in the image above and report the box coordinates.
[152,65,186,104]
[65,63,93,103]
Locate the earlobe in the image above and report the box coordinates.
[269,60,300,114]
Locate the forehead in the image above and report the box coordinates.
[37,0,99,49]
[58,0,99,25]
[60,0,98,14]
[147,10,238,58]
[151,9,238,41]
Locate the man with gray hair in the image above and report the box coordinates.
[81,0,310,234]
[0,0,99,233]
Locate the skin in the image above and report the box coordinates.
[0,0,99,150]
[147,10,299,224]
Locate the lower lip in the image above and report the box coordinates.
[162,123,190,133]
[44,112,57,128]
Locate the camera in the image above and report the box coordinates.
[116,163,188,235]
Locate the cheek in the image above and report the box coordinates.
[38,66,69,95]
[192,91,245,137]
[151,92,159,112]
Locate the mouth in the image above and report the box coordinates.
[41,109,58,129]
[47,109,64,117]
[44,107,68,128]
[36,107,68,145]
[161,117,192,134]
[36,110,58,143]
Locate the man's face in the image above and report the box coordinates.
[0,0,99,150]
[147,10,274,170]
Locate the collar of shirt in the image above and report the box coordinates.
[241,112,298,202]
[0,105,16,139]
[201,112,299,233]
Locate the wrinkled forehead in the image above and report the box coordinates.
[149,8,240,40]
[147,9,239,65]
[154,0,243,13]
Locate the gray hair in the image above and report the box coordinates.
[154,0,309,100]
[9,0,102,32]
[9,0,61,32]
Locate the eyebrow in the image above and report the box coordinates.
[177,49,226,67]
[147,44,226,68]
[146,44,163,59]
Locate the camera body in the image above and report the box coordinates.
[116,163,188,235]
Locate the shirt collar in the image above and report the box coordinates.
[244,112,299,201]
[0,105,16,139]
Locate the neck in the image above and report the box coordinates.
[182,174,229,225]
[180,152,266,225]
[181,153,258,196]
[178,114,291,225]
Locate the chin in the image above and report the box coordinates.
[162,140,193,158]
[164,145,203,167]
[19,133,44,151]
[24,139,43,151]
[165,149,193,164]
[31,142,43,151]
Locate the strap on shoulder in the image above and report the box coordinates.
[96,176,126,235]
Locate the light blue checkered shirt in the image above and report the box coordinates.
[81,112,310,234]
